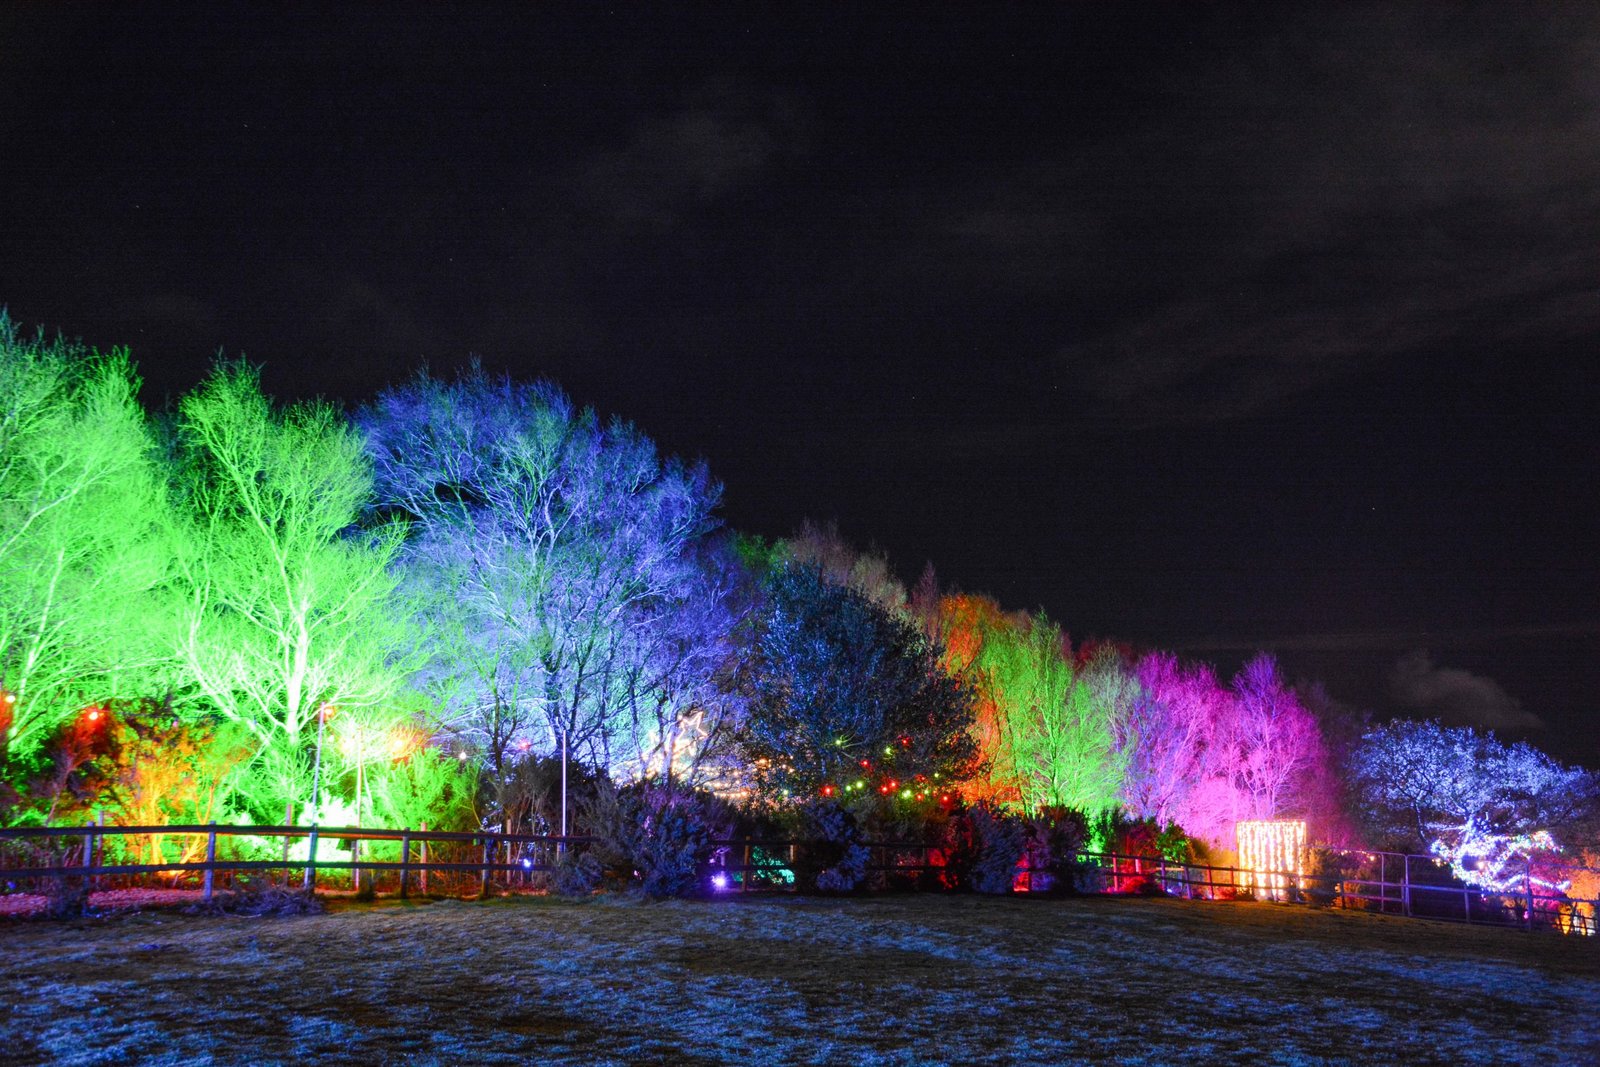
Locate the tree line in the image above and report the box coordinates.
[1,315,1594,889]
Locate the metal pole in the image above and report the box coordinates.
[560,728,569,853]
[1525,859,1535,932]
[399,830,411,900]
[310,706,328,821]
[302,826,319,892]
[419,821,429,895]
[203,823,217,903]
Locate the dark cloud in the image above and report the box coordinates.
[1179,623,1600,656]
[1387,649,1544,732]
[1014,8,1600,423]
[571,80,812,233]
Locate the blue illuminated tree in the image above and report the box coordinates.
[741,562,978,801]
[1352,719,1598,883]
[361,367,741,790]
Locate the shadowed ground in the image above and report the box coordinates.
[3,893,1596,1065]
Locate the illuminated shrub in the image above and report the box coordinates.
[794,799,871,893]
[590,782,736,898]
[1020,807,1093,895]
[923,802,1029,894]
[551,851,605,896]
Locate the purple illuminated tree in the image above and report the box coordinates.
[1119,651,1332,849]
[1224,653,1326,822]
[1120,652,1226,830]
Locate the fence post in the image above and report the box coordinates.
[82,823,95,879]
[281,798,293,886]
[1525,860,1535,932]
[419,821,429,896]
[302,826,319,892]
[1402,855,1411,918]
[479,834,492,899]
[203,823,218,903]
[399,830,412,900]
[743,838,752,893]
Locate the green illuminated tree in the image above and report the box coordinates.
[0,317,168,762]
[165,363,408,768]
[977,615,1129,814]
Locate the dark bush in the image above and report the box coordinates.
[793,800,871,893]
[1020,807,1092,895]
[588,781,735,898]
[966,804,1027,894]
[185,879,323,916]
[552,850,604,896]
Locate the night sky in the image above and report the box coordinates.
[3,5,1597,759]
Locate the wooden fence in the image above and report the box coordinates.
[3,823,1595,937]
[0,823,590,902]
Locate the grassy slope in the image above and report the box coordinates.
[3,894,1597,1066]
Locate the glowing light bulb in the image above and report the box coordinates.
[86,709,101,722]
[457,751,468,761]
[711,873,730,891]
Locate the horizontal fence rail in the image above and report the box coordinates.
[2,824,1596,938]
[0,823,594,903]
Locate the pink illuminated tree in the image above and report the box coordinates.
[1223,653,1326,823]
[1119,653,1226,830]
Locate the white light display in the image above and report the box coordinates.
[1236,819,1306,901]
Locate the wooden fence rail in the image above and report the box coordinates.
[0,823,593,902]
[2,824,1595,937]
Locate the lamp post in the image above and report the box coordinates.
[559,726,569,853]
[309,703,334,821]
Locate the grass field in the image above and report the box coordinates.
[4,892,1597,1065]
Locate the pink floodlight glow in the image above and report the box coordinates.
[1237,819,1306,901]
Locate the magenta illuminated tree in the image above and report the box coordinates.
[1119,653,1226,830]
[1225,653,1326,823]
[1119,651,1331,850]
